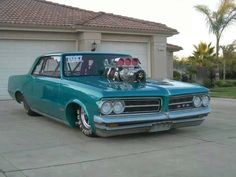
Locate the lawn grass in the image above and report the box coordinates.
[210,87,236,99]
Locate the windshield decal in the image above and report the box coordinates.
[66,55,83,63]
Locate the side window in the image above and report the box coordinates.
[33,58,44,75]
[32,56,61,78]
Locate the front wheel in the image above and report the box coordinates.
[77,108,95,137]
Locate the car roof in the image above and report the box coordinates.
[44,51,131,57]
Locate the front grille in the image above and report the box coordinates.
[123,98,161,114]
[169,95,194,111]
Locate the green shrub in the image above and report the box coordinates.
[215,80,224,87]
[202,79,214,88]
[173,71,181,81]
[222,81,234,87]
[232,81,236,86]
[215,80,235,87]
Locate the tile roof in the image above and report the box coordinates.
[167,43,183,52]
[0,0,178,34]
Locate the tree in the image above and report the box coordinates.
[220,42,236,80]
[189,42,216,86]
[190,42,215,67]
[173,56,196,81]
[195,0,236,79]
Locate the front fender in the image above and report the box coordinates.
[65,99,98,132]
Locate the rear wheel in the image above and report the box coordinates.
[77,107,94,137]
[22,97,38,116]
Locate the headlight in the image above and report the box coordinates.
[113,101,125,114]
[193,96,202,108]
[201,95,210,107]
[101,101,113,115]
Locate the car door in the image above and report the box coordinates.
[31,56,63,119]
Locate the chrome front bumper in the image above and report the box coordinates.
[94,107,211,137]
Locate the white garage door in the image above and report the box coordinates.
[99,41,149,73]
[0,40,75,100]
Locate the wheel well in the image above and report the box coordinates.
[15,91,23,103]
[65,103,81,128]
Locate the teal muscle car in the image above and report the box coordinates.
[8,52,211,137]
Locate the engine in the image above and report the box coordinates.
[104,57,146,83]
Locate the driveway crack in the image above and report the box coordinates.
[179,134,235,148]
[4,141,209,173]
[0,170,7,177]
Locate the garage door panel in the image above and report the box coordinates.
[99,41,148,73]
[0,40,75,99]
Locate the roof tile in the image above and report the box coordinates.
[167,43,183,51]
[0,0,178,34]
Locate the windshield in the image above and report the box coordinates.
[63,54,130,76]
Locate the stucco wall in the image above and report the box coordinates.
[167,51,174,79]
[0,30,78,41]
[150,35,168,79]
[0,30,174,79]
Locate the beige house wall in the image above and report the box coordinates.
[101,34,150,42]
[167,51,174,79]
[0,30,175,79]
[150,35,168,79]
[0,30,78,41]
[0,30,78,51]
[78,32,101,51]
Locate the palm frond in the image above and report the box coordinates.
[195,0,236,59]
[219,7,236,36]
[195,5,214,33]
[217,0,235,14]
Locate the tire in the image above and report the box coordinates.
[77,107,95,137]
[22,97,38,116]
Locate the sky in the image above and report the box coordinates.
[50,0,236,57]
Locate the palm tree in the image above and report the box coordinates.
[221,42,236,80]
[189,42,216,86]
[195,0,236,79]
[190,42,215,67]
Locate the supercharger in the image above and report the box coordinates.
[104,58,146,83]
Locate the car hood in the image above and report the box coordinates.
[65,76,208,98]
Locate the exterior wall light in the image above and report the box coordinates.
[91,41,97,51]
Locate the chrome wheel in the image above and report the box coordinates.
[77,107,94,136]
[79,108,91,129]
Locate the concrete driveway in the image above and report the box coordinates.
[0,98,236,177]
